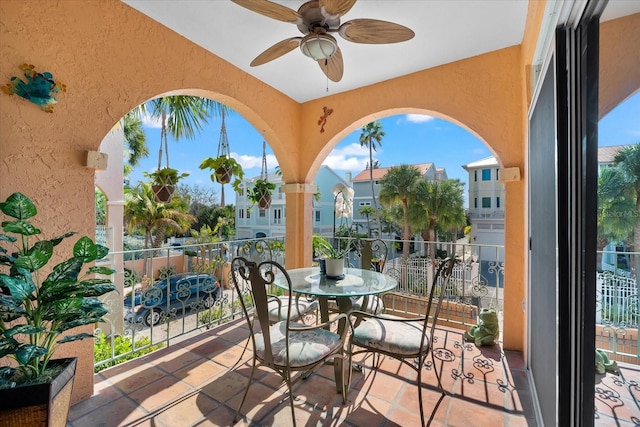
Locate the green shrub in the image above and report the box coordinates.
[94,334,163,372]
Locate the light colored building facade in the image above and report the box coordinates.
[352,163,447,236]
[463,156,505,260]
[235,166,352,239]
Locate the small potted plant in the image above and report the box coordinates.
[144,167,189,203]
[313,235,350,278]
[247,179,276,209]
[0,192,116,425]
[199,156,244,189]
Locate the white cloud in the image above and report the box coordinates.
[232,152,278,170]
[334,143,370,156]
[322,153,369,172]
[405,114,434,123]
[141,112,161,128]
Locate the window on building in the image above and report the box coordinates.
[474,197,478,208]
[259,209,265,217]
[315,210,320,222]
[496,197,501,208]
[239,209,244,219]
[482,197,491,208]
[474,170,478,182]
[359,201,371,206]
[246,209,251,219]
[482,169,491,181]
[496,168,500,181]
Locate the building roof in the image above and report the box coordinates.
[598,145,628,163]
[352,163,434,182]
[462,156,498,170]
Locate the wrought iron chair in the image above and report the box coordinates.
[347,257,458,426]
[236,239,317,324]
[350,238,388,314]
[230,257,348,426]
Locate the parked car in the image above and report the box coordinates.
[124,273,220,326]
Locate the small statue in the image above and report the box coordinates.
[464,308,499,346]
[595,348,617,374]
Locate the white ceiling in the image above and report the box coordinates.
[122,1,638,103]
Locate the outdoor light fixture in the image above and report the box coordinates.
[300,33,337,60]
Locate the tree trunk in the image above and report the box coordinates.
[220,184,225,207]
[370,149,382,237]
[402,200,410,260]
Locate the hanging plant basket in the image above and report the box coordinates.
[258,194,272,209]
[215,166,232,184]
[152,185,175,203]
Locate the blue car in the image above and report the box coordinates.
[124,273,220,326]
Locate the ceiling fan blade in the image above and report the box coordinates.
[317,48,344,82]
[338,19,415,44]
[231,0,302,24]
[250,37,302,66]
[319,0,356,18]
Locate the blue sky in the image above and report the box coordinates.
[128,92,640,207]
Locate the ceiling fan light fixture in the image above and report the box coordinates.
[300,34,337,60]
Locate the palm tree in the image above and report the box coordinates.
[123,112,149,168]
[136,96,228,171]
[379,165,422,260]
[359,205,375,237]
[359,121,385,236]
[124,183,196,250]
[409,179,466,258]
[607,143,640,273]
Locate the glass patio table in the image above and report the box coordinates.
[271,266,398,392]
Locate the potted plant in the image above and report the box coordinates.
[0,192,116,425]
[313,235,351,278]
[143,167,189,203]
[247,179,276,210]
[200,156,244,187]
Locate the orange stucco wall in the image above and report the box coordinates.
[1,0,637,404]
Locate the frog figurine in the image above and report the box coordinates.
[464,308,499,346]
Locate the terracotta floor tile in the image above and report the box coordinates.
[69,396,149,427]
[396,383,449,424]
[193,404,246,426]
[211,343,251,368]
[183,336,230,357]
[68,380,124,421]
[199,370,253,404]
[148,346,204,373]
[225,381,288,422]
[151,392,219,426]
[352,369,407,403]
[104,364,167,394]
[342,393,391,427]
[386,405,424,426]
[127,375,193,412]
[174,359,227,387]
[446,397,507,427]
[295,374,346,409]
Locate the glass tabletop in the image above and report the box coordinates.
[272,267,397,298]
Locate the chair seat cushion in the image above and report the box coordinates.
[351,296,384,314]
[267,296,318,323]
[352,318,429,356]
[255,321,343,368]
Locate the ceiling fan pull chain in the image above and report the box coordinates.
[325,60,329,92]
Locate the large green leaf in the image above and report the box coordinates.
[73,237,98,262]
[0,273,35,300]
[49,231,76,247]
[39,280,82,304]
[0,233,17,243]
[87,266,115,275]
[15,344,48,365]
[0,193,37,221]
[5,324,45,338]
[57,333,96,344]
[14,240,53,271]
[81,283,117,297]
[44,258,83,286]
[0,337,19,358]
[0,294,26,321]
[2,220,41,236]
[95,244,109,260]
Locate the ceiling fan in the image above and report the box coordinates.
[231,0,415,82]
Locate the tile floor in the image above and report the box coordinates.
[68,319,639,426]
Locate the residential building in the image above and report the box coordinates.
[235,166,352,239]
[463,156,505,260]
[351,163,447,235]
[2,2,637,424]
